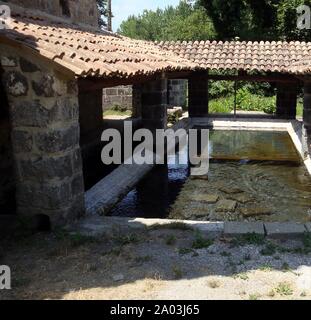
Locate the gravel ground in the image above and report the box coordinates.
[1,226,311,300]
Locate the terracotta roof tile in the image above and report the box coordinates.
[157,40,311,74]
[0,12,197,79]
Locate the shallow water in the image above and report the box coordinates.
[109,130,311,222]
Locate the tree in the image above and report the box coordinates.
[199,0,311,41]
[97,0,108,29]
[118,1,216,41]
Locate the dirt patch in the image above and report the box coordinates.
[1,227,311,300]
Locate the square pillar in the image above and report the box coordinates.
[0,48,85,227]
[276,82,297,119]
[303,80,311,157]
[188,73,209,117]
[140,78,168,131]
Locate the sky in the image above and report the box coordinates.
[112,0,181,31]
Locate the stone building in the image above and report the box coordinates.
[2,1,311,229]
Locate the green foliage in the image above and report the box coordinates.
[199,0,311,41]
[118,1,216,41]
[192,232,214,249]
[97,0,108,28]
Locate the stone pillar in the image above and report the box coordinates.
[79,88,103,147]
[188,73,209,117]
[0,47,85,227]
[132,84,142,118]
[276,82,297,119]
[140,78,168,131]
[168,79,187,107]
[303,80,311,157]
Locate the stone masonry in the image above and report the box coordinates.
[138,78,168,131]
[0,44,85,226]
[188,73,209,117]
[6,0,99,27]
[0,73,15,214]
[276,82,297,119]
[102,86,133,112]
[104,80,187,114]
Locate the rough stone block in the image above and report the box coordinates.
[17,182,72,210]
[265,222,307,239]
[11,100,57,127]
[3,71,28,97]
[35,124,79,153]
[71,174,85,196]
[19,154,73,181]
[32,75,56,97]
[11,129,33,153]
[20,58,40,72]
[1,56,17,67]
[224,222,265,237]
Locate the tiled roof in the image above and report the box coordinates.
[157,40,311,74]
[0,12,197,79]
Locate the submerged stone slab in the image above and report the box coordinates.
[227,193,255,204]
[224,222,265,237]
[191,194,219,204]
[215,200,237,212]
[264,223,307,239]
[219,186,244,194]
[240,206,273,218]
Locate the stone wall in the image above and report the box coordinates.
[0,44,85,226]
[168,79,187,107]
[103,80,187,114]
[102,86,133,111]
[0,76,15,214]
[6,0,99,27]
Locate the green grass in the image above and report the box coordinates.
[103,109,132,117]
[231,233,265,247]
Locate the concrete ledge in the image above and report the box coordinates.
[224,222,265,237]
[73,216,224,238]
[264,222,307,239]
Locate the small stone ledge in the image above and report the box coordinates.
[264,222,307,239]
[305,223,311,232]
[224,222,265,237]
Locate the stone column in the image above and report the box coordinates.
[276,82,297,119]
[168,79,187,108]
[140,78,168,131]
[132,84,142,118]
[0,48,85,227]
[188,73,209,117]
[303,80,311,157]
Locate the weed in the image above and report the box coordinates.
[179,247,194,255]
[208,280,220,289]
[165,235,176,246]
[220,251,231,257]
[234,273,249,281]
[249,293,260,300]
[231,233,265,247]
[275,282,294,296]
[192,232,214,249]
[113,233,141,246]
[243,254,252,261]
[135,255,152,264]
[260,242,277,256]
[259,264,272,272]
[172,266,183,280]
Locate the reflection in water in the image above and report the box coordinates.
[109,130,311,222]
